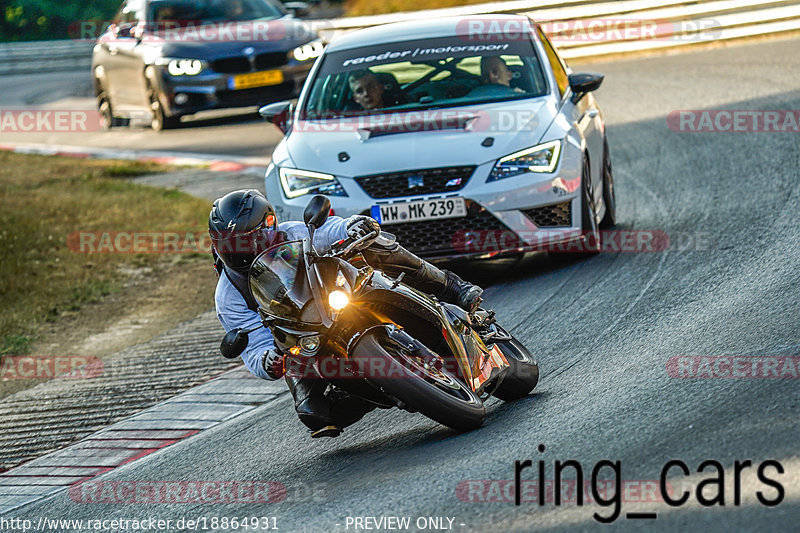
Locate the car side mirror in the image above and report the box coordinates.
[220,329,249,359]
[568,73,604,103]
[303,195,331,228]
[283,1,310,18]
[259,101,293,134]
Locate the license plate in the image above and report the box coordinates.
[371,198,467,225]
[229,70,284,90]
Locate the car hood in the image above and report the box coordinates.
[284,98,558,175]
[149,17,315,57]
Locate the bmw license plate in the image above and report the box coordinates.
[371,198,467,225]
[229,70,284,90]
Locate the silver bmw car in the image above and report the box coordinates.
[261,14,616,259]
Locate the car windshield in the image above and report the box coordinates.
[148,0,283,23]
[249,240,313,322]
[302,36,549,119]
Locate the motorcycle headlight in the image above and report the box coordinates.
[164,59,204,76]
[278,167,347,199]
[487,140,561,182]
[328,290,349,310]
[291,39,325,62]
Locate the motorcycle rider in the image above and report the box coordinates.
[210,189,483,438]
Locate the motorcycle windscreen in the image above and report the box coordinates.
[249,240,315,323]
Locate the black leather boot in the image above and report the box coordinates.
[439,269,484,312]
[284,374,375,438]
[406,261,484,312]
[285,375,339,436]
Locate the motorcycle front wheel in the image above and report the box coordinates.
[350,328,485,431]
[490,328,539,401]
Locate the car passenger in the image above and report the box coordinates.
[466,56,524,98]
[481,56,514,86]
[225,0,247,20]
[348,70,386,110]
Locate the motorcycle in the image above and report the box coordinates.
[220,195,539,431]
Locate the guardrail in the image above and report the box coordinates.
[0,40,95,76]
[0,0,798,75]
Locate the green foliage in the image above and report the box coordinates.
[1,335,32,356]
[1,0,121,41]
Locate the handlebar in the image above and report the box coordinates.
[326,229,379,258]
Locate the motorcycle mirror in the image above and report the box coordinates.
[220,329,249,359]
[303,195,331,228]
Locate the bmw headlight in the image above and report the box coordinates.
[164,59,204,76]
[278,167,347,199]
[291,39,325,62]
[487,140,562,182]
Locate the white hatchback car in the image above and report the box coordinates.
[261,14,615,259]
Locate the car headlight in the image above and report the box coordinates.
[291,39,325,62]
[278,167,347,199]
[164,59,204,76]
[487,140,562,182]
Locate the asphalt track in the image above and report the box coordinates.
[3,36,800,531]
[0,72,283,158]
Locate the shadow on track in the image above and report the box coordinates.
[441,252,598,289]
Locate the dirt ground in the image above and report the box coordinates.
[0,256,219,399]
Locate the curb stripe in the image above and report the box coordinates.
[0,368,285,515]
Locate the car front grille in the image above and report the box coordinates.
[210,56,252,74]
[210,52,288,74]
[522,201,572,227]
[375,208,512,258]
[255,52,288,70]
[355,166,475,199]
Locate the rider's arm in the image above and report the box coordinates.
[281,216,349,251]
[214,275,275,380]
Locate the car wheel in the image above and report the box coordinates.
[96,90,122,130]
[580,156,600,254]
[148,84,180,132]
[599,138,616,228]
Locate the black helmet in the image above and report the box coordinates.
[208,189,278,274]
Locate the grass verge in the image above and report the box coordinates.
[0,152,210,356]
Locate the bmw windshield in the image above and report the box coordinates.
[148,0,284,23]
[302,36,549,119]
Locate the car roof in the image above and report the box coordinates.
[325,14,536,53]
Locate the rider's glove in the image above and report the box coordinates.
[262,349,285,380]
[346,216,381,250]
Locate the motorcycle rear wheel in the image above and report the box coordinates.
[351,329,485,431]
